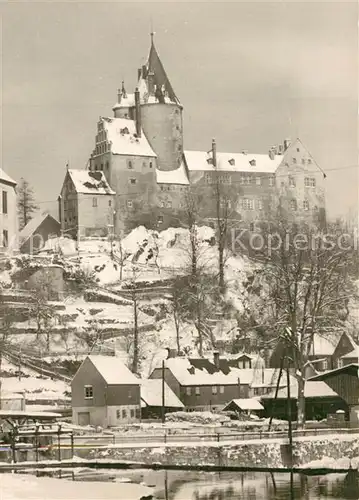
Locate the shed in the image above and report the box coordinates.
[222,398,264,413]
[260,381,347,421]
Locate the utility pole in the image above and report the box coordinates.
[161,359,165,424]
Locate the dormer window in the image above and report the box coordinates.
[228,158,235,166]
[249,159,256,167]
[127,160,133,169]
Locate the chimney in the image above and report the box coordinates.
[212,139,217,168]
[137,68,142,81]
[269,149,275,160]
[284,138,291,151]
[213,351,220,370]
[134,88,141,138]
[117,88,122,104]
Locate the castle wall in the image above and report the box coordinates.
[141,103,183,171]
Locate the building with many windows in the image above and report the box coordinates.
[59,35,326,236]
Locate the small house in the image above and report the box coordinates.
[332,332,359,368]
[140,379,184,419]
[222,398,264,418]
[19,213,61,254]
[71,355,141,427]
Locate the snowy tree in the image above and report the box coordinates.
[244,204,357,428]
[17,178,39,230]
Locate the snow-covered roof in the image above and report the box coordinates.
[67,169,115,195]
[140,379,184,408]
[160,358,290,387]
[309,334,337,356]
[341,348,358,359]
[113,94,135,109]
[223,398,264,411]
[262,380,338,400]
[19,213,59,245]
[156,161,189,185]
[101,117,156,158]
[88,355,139,385]
[0,168,16,186]
[184,150,283,173]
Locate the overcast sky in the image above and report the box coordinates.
[0,1,357,220]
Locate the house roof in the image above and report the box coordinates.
[87,355,139,385]
[309,334,338,356]
[262,380,339,400]
[19,213,60,245]
[101,117,156,158]
[184,150,283,174]
[140,379,184,408]
[67,169,115,195]
[341,348,358,359]
[0,168,16,186]
[159,357,292,388]
[156,160,189,185]
[309,363,359,380]
[223,398,264,412]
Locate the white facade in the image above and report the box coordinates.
[0,169,18,253]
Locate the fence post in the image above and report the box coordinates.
[71,433,74,459]
[217,433,220,443]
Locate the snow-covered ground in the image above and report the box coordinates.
[0,473,154,500]
[2,377,69,402]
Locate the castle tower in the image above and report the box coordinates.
[137,33,183,171]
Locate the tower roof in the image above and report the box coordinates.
[139,34,180,106]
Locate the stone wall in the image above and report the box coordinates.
[90,435,359,469]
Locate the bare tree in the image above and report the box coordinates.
[123,266,142,374]
[17,178,39,230]
[76,319,103,353]
[245,204,357,427]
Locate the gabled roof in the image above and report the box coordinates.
[262,380,339,400]
[184,150,283,174]
[87,355,139,385]
[341,348,358,359]
[140,379,184,408]
[19,213,60,245]
[223,398,264,412]
[0,168,16,186]
[101,117,156,158]
[67,169,115,195]
[309,334,337,356]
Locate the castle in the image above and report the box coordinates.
[59,35,326,239]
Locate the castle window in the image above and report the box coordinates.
[2,191,8,214]
[242,199,254,210]
[127,160,133,169]
[127,200,133,208]
[301,158,306,165]
[296,147,300,152]
[142,161,146,169]
[129,178,137,185]
[256,176,261,186]
[303,200,310,211]
[205,173,211,184]
[308,158,312,164]
[305,177,316,187]
[166,200,172,208]
[292,157,297,164]
[289,176,296,187]
[92,197,98,207]
[158,215,164,224]
[257,199,263,210]
[240,175,246,185]
[160,200,166,208]
[269,176,275,187]
[149,162,153,169]
[108,200,112,207]
[290,199,297,211]
[160,186,164,191]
